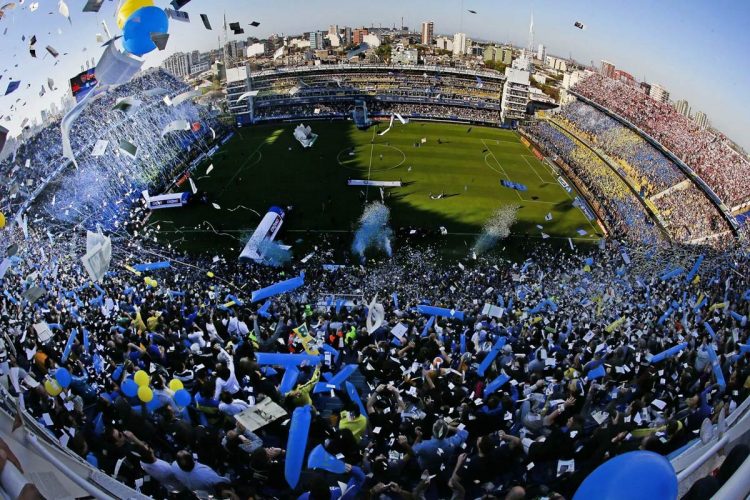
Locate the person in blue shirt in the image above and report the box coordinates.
[403,419,469,474]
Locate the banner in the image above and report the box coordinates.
[240,207,285,262]
[69,68,97,103]
[146,192,189,210]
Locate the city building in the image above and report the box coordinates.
[501,67,530,122]
[537,43,545,61]
[693,110,709,129]
[452,32,467,56]
[225,65,253,126]
[246,42,266,58]
[500,46,513,65]
[421,21,434,45]
[309,31,324,50]
[649,83,669,103]
[328,24,339,35]
[343,27,352,46]
[362,33,381,48]
[163,52,190,78]
[639,81,652,95]
[545,56,568,72]
[600,60,616,78]
[325,33,341,47]
[392,48,418,65]
[674,99,690,117]
[483,46,500,63]
[435,36,453,52]
[353,28,368,45]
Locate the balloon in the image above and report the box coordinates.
[134,370,150,386]
[173,389,191,407]
[122,6,168,57]
[44,379,63,396]
[121,378,138,397]
[168,379,184,392]
[116,0,153,30]
[0,211,5,229]
[573,451,677,500]
[137,386,153,403]
[55,367,72,388]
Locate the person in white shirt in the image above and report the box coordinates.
[213,347,240,400]
[218,391,250,416]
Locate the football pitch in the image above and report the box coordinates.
[150,120,602,255]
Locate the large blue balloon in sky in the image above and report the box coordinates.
[574,451,678,500]
[122,6,168,57]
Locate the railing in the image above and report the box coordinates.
[250,63,507,82]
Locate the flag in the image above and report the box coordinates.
[5,81,20,95]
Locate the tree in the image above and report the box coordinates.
[375,44,392,63]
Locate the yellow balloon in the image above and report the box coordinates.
[168,379,184,392]
[116,0,154,30]
[137,385,153,403]
[134,370,150,386]
[0,211,5,229]
[44,379,62,396]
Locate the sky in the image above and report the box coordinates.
[0,0,748,149]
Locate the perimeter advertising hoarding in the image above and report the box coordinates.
[70,69,97,103]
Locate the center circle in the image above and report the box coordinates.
[337,144,406,172]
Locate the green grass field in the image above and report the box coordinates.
[150,121,602,256]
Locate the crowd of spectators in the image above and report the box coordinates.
[525,121,665,246]
[573,73,750,207]
[1,203,749,499]
[550,102,730,244]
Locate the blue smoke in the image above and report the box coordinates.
[352,202,393,261]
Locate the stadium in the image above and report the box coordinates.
[0,2,749,500]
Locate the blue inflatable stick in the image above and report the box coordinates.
[586,364,606,380]
[685,255,704,283]
[279,365,300,394]
[421,316,436,337]
[61,328,78,363]
[416,305,465,321]
[320,343,340,362]
[307,444,346,474]
[705,345,726,391]
[251,274,305,303]
[257,300,271,318]
[650,343,688,364]
[703,322,716,339]
[285,405,312,488]
[132,261,171,272]
[392,292,399,309]
[483,373,510,397]
[730,311,747,326]
[345,381,367,417]
[660,267,684,282]
[255,352,321,366]
[313,364,358,393]
[476,337,507,377]
[460,331,466,354]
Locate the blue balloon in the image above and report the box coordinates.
[173,389,191,407]
[55,367,72,388]
[121,378,138,397]
[574,451,677,500]
[122,6,169,57]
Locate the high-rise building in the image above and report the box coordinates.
[500,46,513,65]
[343,27,352,46]
[452,33,467,56]
[328,24,339,35]
[501,67,530,122]
[309,31,324,50]
[435,36,453,51]
[600,60,615,78]
[163,52,190,78]
[693,111,709,129]
[226,65,253,126]
[353,28,368,45]
[674,99,690,117]
[649,83,669,103]
[421,21,434,45]
[537,43,545,61]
